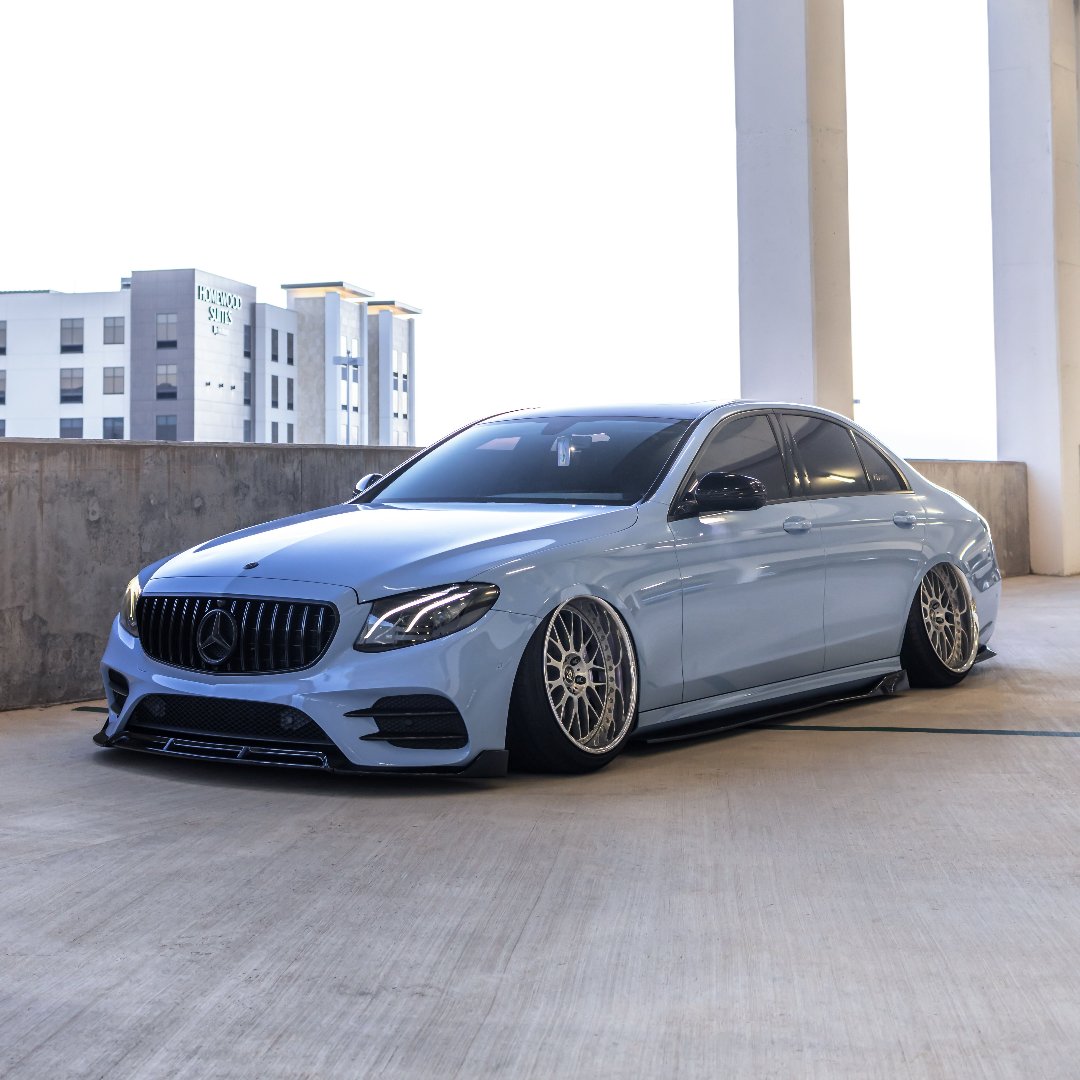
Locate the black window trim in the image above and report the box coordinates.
[776,409,912,498]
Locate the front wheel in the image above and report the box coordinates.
[900,563,980,687]
[507,596,639,774]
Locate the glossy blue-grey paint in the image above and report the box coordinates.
[100,401,1002,770]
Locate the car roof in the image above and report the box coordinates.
[487,401,857,423]
[492,401,741,422]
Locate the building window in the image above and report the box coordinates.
[0,320,6,355]
[286,423,294,444]
[286,378,294,411]
[60,318,84,354]
[286,332,294,365]
[243,324,252,358]
[271,421,279,443]
[103,316,125,344]
[0,419,5,437]
[243,371,251,406]
[243,419,252,443]
[103,366,124,394]
[0,369,5,405]
[60,367,84,404]
[59,417,83,438]
[156,414,177,441]
[156,363,177,399]
[103,417,124,439]
[271,328,279,362]
[393,372,399,390]
[156,313,178,348]
[271,374,279,408]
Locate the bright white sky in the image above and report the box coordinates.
[1,0,995,458]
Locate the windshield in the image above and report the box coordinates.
[369,415,693,505]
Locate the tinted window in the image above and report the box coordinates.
[370,416,692,505]
[784,415,870,496]
[688,413,790,500]
[854,433,905,492]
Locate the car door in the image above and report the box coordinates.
[779,413,927,670]
[667,411,826,700]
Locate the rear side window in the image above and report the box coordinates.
[854,433,906,492]
[688,413,790,501]
[783,415,870,496]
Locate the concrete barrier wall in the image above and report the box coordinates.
[0,440,416,712]
[0,443,1029,711]
[909,460,1029,579]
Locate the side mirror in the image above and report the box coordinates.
[354,473,384,495]
[692,471,767,513]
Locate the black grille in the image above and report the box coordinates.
[136,594,338,675]
[349,695,468,749]
[128,694,333,746]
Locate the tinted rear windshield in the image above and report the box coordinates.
[370,416,693,505]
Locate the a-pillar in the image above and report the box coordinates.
[733,0,854,417]
[989,0,1080,575]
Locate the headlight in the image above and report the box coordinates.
[354,583,500,652]
[119,575,141,637]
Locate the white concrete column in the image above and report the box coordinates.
[734,0,854,417]
[989,0,1080,575]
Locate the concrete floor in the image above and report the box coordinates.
[2,575,1080,1079]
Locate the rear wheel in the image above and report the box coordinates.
[900,562,979,687]
[507,597,638,774]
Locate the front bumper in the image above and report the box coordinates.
[97,583,539,777]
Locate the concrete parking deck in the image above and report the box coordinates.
[2,575,1079,1079]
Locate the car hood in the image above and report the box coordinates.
[150,501,638,600]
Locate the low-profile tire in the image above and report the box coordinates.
[507,596,639,774]
[900,562,980,688]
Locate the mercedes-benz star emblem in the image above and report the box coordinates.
[196,608,239,666]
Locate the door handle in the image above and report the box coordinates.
[892,512,919,528]
[782,516,813,534]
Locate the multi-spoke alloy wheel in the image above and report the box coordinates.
[507,596,639,772]
[902,562,979,687]
[542,598,638,754]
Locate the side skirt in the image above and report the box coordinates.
[636,669,908,747]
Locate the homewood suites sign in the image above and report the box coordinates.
[197,284,243,334]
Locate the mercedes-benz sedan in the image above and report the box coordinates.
[96,402,1000,776]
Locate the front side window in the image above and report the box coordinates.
[103,366,124,394]
[156,313,177,348]
[60,318,84,353]
[369,415,692,506]
[156,414,177,441]
[0,320,7,354]
[0,419,5,436]
[271,421,279,443]
[286,377,294,410]
[104,316,125,344]
[243,419,252,443]
[286,332,294,364]
[683,413,790,501]
[271,374,279,408]
[156,363,177,399]
[59,417,83,438]
[271,328,279,362]
[103,417,124,439]
[783,415,870,496]
[287,422,294,444]
[243,323,252,358]
[243,371,251,405]
[0,369,5,405]
[60,367,84,403]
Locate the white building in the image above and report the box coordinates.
[0,269,420,445]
